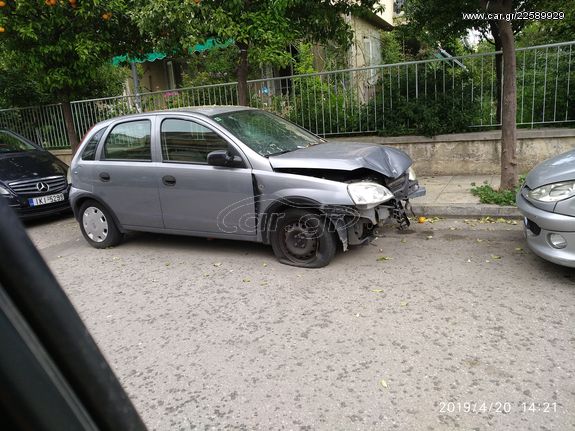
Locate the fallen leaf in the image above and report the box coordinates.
[491,255,502,260]
[476,239,483,243]
[400,239,407,243]
[400,301,409,307]
[165,262,171,267]
[262,262,268,267]
[371,289,384,293]
[380,379,388,388]
[242,278,251,283]
[426,235,433,240]
[466,259,472,263]
[377,256,393,261]
[515,247,523,251]
[213,262,222,267]
[418,216,427,224]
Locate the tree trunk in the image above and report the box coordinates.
[489,21,503,124]
[61,100,80,154]
[498,18,518,190]
[236,43,249,106]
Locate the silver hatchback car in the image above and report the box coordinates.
[70,107,425,267]
[517,149,575,267]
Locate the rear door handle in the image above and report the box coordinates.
[162,175,176,186]
[99,172,110,182]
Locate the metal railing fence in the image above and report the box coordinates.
[0,41,573,149]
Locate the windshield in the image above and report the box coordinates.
[211,110,322,157]
[0,131,38,153]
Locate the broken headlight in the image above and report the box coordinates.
[528,181,575,202]
[407,166,417,181]
[347,182,394,209]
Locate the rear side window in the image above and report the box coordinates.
[81,128,105,161]
[103,120,151,161]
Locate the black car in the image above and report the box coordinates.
[0,129,70,218]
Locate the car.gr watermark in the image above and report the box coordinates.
[462,11,565,21]
[216,196,362,237]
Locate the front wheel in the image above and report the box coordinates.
[270,209,338,268]
[79,200,122,249]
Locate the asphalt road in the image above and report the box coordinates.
[25,214,575,431]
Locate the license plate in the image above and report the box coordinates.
[28,193,65,207]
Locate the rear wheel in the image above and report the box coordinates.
[270,208,337,268]
[79,200,122,249]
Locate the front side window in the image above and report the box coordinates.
[161,119,230,163]
[103,120,151,161]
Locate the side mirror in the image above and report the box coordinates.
[207,150,244,168]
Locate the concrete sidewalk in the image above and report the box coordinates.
[411,175,521,218]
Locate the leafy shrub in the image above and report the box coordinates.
[470,175,526,206]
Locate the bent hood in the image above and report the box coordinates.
[0,151,68,183]
[526,149,575,188]
[268,142,412,179]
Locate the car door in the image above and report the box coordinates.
[92,118,163,228]
[157,116,256,237]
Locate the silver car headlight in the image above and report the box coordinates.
[67,167,72,184]
[0,184,10,195]
[528,181,575,202]
[407,166,417,181]
[347,182,394,209]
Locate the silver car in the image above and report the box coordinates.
[70,107,425,267]
[517,149,575,267]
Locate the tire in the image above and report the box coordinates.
[78,200,122,249]
[270,208,338,268]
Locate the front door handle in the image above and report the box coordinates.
[162,175,176,186]
[99,172,110,182]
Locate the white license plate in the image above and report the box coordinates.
[28,193,65,207]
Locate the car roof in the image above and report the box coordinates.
[96,105,256,125]
[172,105,256,116]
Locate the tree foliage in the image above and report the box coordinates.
[0,0,141,102]
[134,0,384,104]
[0,0,146,149]
[402,0,558,190]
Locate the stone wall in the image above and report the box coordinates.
[332,128,575,176]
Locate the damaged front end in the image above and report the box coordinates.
[267,142,426,251]
[323,169,426,251]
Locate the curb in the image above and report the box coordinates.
[411,203,521,218]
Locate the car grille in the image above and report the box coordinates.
[8,176,67,195]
